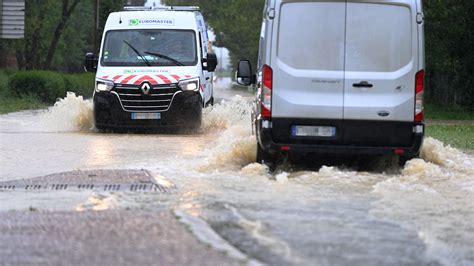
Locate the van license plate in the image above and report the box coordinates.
[291,126,336,137]
[131,113,161,120]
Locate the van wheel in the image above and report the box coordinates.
[256,144,277,169]
[95,124,107,132]
[94,108,111,132]
[186,104,202,130]
[371,154,400,173]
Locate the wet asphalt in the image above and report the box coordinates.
[0,170,244,266]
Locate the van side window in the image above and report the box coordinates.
[199,32,204,60]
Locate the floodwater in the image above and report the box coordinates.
[0,78,473,265]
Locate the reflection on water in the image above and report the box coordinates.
[76,194,118,212]
[86,138,115,166]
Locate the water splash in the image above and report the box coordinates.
[199,96,257,171]
[372,138,474,265]
[275,172,289,183]
[202,95,253,132]
[241,163,269,176]
[421,137,474,174]
[39,92,94,132]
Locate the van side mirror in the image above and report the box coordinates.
[203,53,218,72]
[84,53,98,72]
[236,60,253,86]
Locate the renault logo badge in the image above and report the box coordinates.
[141,82,151,95]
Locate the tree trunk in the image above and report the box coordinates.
[42,0,82,70]
[16,49,25,70]
[24,2,48,70]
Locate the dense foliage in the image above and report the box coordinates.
[164,0,265,73]
[424,1,474,109]
[0,0,132,72]
[8,71,94,103]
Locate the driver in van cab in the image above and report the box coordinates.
[167,40,192,59]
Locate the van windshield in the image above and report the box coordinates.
[101,29,197,67]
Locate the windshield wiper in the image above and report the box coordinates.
[123,40,151,66]
[144,51,185,66]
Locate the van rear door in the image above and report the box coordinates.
[344,0,418,122]
[271,0,346,120]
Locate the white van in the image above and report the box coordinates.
[237,0,425,165]
[85,6,217,130]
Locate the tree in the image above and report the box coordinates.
[424,0,474,109]
[13,0,127,72]
[15,0,85,70]
[164,0,265,72]
[43,0,83,69]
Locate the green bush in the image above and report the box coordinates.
[63,73,95,98]
[1,70,97,113]
[8,71,66,103]
[0,71,9,96]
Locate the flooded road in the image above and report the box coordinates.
[1,78,473,265]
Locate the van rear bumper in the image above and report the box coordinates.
[257,118,424,157]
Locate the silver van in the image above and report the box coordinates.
[237,0,425,166]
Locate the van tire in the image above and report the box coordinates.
[256,144,277,168]
[94,108,110,132]
[95,124,107,132]
[186,104,202,130]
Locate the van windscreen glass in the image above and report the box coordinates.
[345,3,412,72]
[101,30,197,67]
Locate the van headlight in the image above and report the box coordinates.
[178,77,200,91]
[95,79,114,92]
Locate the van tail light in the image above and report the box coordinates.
[415,70,425,122]
[261,64,273,119]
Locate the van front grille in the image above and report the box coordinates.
[113,83,180,112]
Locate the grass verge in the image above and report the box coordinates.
[426,124,474,150]
[0,96,47,114]
[425,104,474,120]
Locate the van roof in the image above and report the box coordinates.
[123,6,200,12]
[104,9,200,31]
